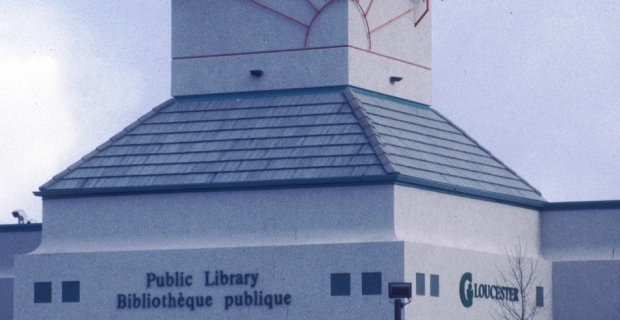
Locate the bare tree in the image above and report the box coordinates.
[491,242,543,320]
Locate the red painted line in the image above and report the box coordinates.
[305,0,319,12]
[366,0,375,16]
[348,45,431,70]
[247,0,309,27]
[173,45,431,71]
[304,0,338,47]
[351,0,372,50]
[370,9,413,34]
[173,46,350,60]
[414,0,430,27]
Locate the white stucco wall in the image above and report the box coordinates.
[552,261,620,319]
[36,185,395,253]
[15,242,404,320]
[393,187,551,319]
[37,185,542,255]
[542,205,620,319]
[394,185,542,256]
[15,183,555,319]
[541,207,620,261]
[0,278,13,320]
[404,242,552,320]
[16,239,554,320]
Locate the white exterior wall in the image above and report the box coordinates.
[15,242,404,320]
[16,239,554,320]
[0,278,13,320]
[171,0,432,104]
[542,208,620,261]
[394,185,542,256]
[17,185,403,319]
[394,186,551,319]
[404,243,552,320]
[15,184,553,319]
[35,185,396,253]
[552,261,620,319]
[542,207,620,319]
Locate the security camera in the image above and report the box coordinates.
[11,209,26,224]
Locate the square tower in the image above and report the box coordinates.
[172,0,431,105]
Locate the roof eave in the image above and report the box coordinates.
[34,173,545,209]
[393,174,546,209]
[33,174,399,199]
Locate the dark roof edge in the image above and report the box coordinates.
[0,223,42,232]
[543,200,620,211]
[34,174,544,209]
[394,175,545,209]
[34,175,399,199]
[348,86,430,109]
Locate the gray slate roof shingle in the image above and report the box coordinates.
[38,86,545,207]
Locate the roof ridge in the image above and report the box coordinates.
[38,98,176,191]
[343,88,395,174]
[395,174,545,208]
[393,161,535,191]
[429,108,544,198]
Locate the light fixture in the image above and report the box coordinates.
[11,209,26,224]
[390,76,403,84]
[389,282,412,320]
[389,282,412,299]
[250,70,263,78]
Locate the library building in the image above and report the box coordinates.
[2,1,620,319]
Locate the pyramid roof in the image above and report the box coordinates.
[37,87,544,207]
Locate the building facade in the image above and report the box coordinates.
[6,1,615,319]
[542,201,620,319]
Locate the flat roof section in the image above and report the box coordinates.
[544,200,620,211]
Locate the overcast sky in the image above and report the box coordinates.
[1,1,619,224]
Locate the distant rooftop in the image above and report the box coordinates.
[37,86,544,207]
[544,200,620,211]
[0,223,42,233]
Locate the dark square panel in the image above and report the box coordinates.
[430,274,439,297]
[62,281,80,303]
[34,282,52,303]
[416,273,425,296]
[331,273,350,296]
[536,286,544,307]
[362,272,382,295]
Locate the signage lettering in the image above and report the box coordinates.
[117,292,213,311]
[459,272,518,308]
[204,270,259,288]
[116,270,292,312]
[224,291,292,310]
[146,272,193,288]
